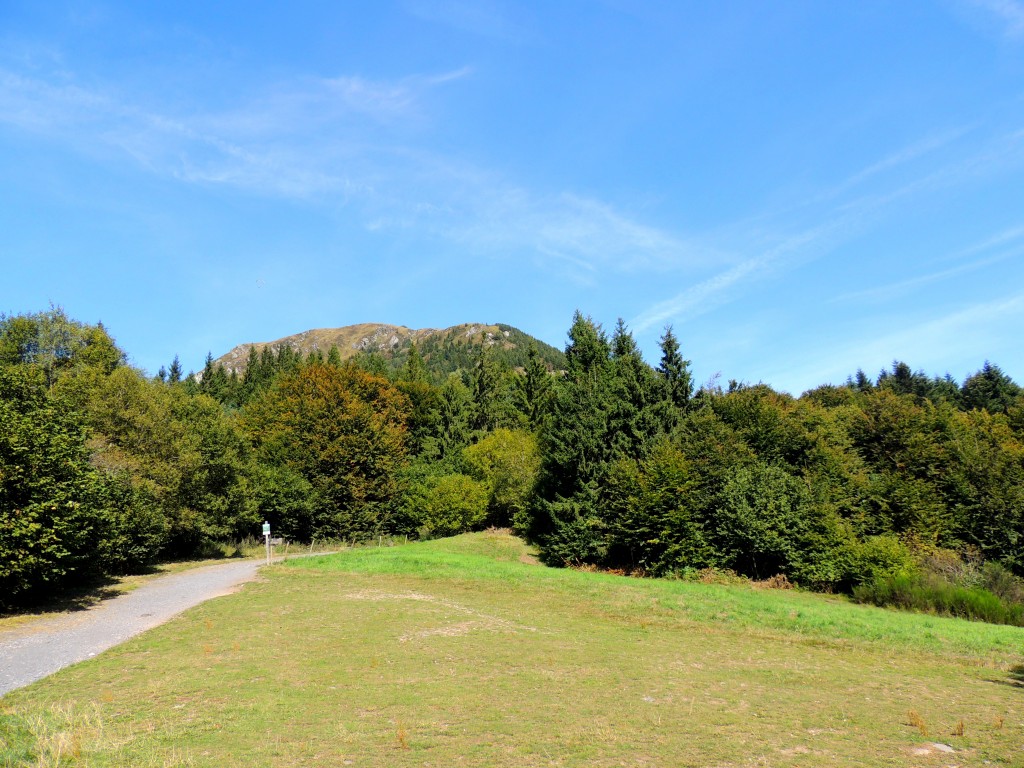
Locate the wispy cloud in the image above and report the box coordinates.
[831,226,1024,304]
[967,0,1024,37]
[447,190,718,279]
[828,127,974,197]
[404,0,531,42]
[629,126,1024,335]
[766,291,1024,392]
[940,224,1024,261]
[630,223,839,332]
[0,60,694,279]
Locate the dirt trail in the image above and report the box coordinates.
[0,559,264,696]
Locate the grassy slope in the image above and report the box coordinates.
[2,531,1022,767]
[214,322,566,376]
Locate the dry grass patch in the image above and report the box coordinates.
[2,531,1022,766]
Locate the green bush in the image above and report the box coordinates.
[462,428,540,530]
[853,572,1024,626]
[533,486,607,567]
[599,442,713,575]
[407,473,489,538]
[849,535,916,584]
[981,561,1024,604]
[714,463,852,587]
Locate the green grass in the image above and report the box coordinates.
[2,531,1023,766]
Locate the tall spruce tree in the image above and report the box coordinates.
[168,355,183,384]
[657,325,692,418]
[962,362,1021,414]
[436,373,473,459]
[532,312,614,563]
[469,342,502,433]
[608,318,661,461]
[402,343,429,384]
[516,341,553,430]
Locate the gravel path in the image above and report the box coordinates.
[0,559,265,697]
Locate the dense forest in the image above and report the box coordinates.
[3,307,1024,624]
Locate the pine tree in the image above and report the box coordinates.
[401,343,429,384]
[239,346,263,404]
[657,326,692,410]
[437,373,472,458]
[531,313,614,561]
[878,361,930,398]
[260,346,276,378]
[851,369,873,393]
[962,362,1021,414]
[516,342,552,430]
[470,342,502,433]
[564,310,609,382]
[200,352,216,389]
[608,318,661,460]
[543,312,613,497]
[654,325,692,432]
[168,355,183,384]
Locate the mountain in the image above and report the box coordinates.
[214,322,566,379]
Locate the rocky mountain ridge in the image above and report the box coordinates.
[215,322,565,376]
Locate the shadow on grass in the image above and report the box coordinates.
[0,546,247,619]
[1007,665,1024,688]
[0,574,135,618]
[988,664,1024,691]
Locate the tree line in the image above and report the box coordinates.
[3,307,1024,622]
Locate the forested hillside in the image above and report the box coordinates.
[213,322,566,385]
[4,307,1024,624]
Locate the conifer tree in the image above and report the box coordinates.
[851,369,873,393]
[259,346,276,378]
[168,355,183,384]
[516,342,552,430]
[402,343,429,384]
[878,361,930,399]
[657,325,692,413]
[199,352,215,391]
[962,362,1021,414]
[470,342,502,433]
[532,312,614,562]
[239,346,263,404]
[437,373,472,458]
[608,318,661,460]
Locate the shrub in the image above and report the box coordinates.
[537,494,605,567]
[599,442,714,575]
[407,474,489,538]
[714,462,852,587]
[981,561,1024,604]
[853,572,1024,626]
[850,535,916,584]
[462,429,540,530]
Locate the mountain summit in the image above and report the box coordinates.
[215,322,565,377]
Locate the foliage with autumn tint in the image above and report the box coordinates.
[242,363,410,541]
[5,306,1024,625]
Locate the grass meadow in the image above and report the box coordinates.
[1,531,1023,766]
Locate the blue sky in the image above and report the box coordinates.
[2,1,1024,393]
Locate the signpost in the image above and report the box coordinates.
[263,521,271,565]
